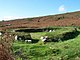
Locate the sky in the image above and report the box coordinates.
[0,0,80,21]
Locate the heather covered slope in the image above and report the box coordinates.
[0,11,80,30]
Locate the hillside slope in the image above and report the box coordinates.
[0,11,80,30]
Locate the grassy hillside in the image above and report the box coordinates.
[12,34,80,60]
[12,28,80,60]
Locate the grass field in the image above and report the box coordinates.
[12,27,80,60]
[30,32,46,40]
[30,28,73,40]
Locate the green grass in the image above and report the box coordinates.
[30,28,73,40]
[46,28,73,36]
[12,34,80,60]
[50,34,80,60]
[13,35,80,60]
[12,28,80,60]
[30,32,47,40]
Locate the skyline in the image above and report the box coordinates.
[0,0,80,21]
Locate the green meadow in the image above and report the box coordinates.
[12,27,80,60]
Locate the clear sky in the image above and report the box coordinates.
[0,0,80,21]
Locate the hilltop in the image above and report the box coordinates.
[0,11,80,30]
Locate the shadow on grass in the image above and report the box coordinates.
[32,39,39,43]
[47,31,80,42]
